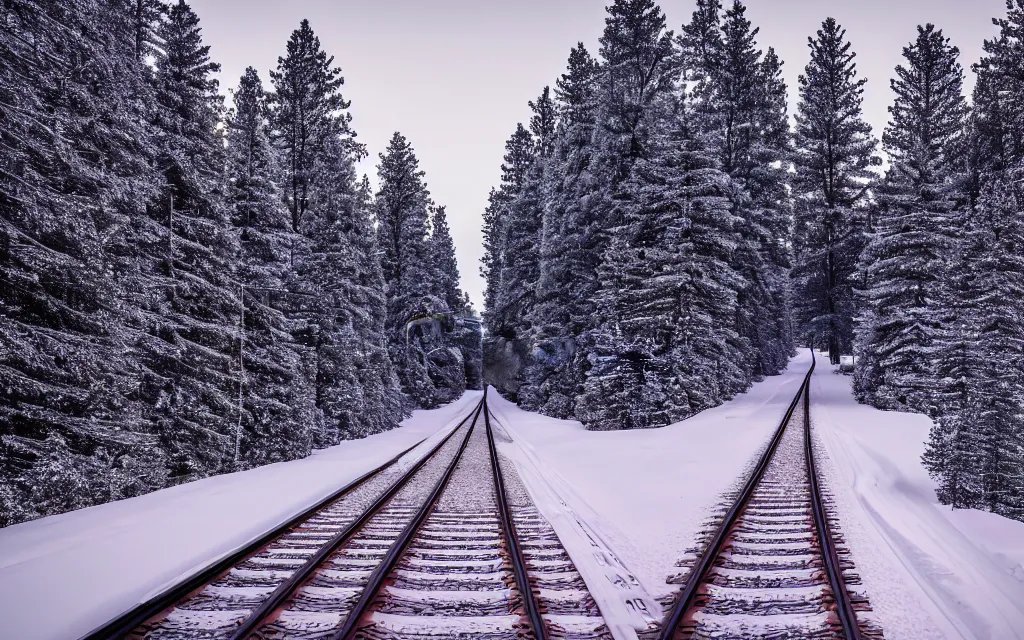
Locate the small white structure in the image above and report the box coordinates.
[839,355,856,373]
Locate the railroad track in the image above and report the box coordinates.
[657,351,879,640]
[83,391,611,640]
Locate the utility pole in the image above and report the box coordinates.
[234,283,245,465]
[167,192,174,276]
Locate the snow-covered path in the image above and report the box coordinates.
[811,359,1024,640]
[0,392,480,640]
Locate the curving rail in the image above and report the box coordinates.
[657,350,866,640]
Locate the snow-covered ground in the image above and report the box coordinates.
[491,351,1024,640]
[0,392,480,640]
[487,351,814,628]
[4,352,1024,640]
[811,357,1024,640]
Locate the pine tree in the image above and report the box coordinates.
[130,0,166,60]
[679,0,794,381]
[792,18,878,364]
[574,0,683,428]
[578,98,745,430]
[428,204,482,391]
[595,0,679,179]
[349,176,407,436]
[525,44,600,417]
[491,89,554,369]
[377,133,465,407]
[481,124,535,332]
[270,19,355,233]
[921,3,1024,522]
[962,176,1024,519]
[481,125,536,396]
[1,0,164,522]
[427,205,464,313]
[972,0,1024,178]
[922,232,986,509]
[855,25,968,414]
[226,67,314,464]
[297,137,402,444]
[135,0,244,482]
[529,87,558,158]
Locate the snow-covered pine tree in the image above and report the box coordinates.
[791,18,878,364]
[427,206,464,314]
[377,133,465,407]
[854,25,968,414]
[575,0,684,429]
[130,0,166,60]
[679,0,793,382]
[530,87,558,159]
[972,0,1024,180]
[226,67,314,465]
[593,0,678,181]
[524,44,600,418]
[922,2,1024,521]
[297,137,404,444]
[490,89,556,399]
[481,124,535,336]
[349,176,408,433]
[578,94,745,430]
[134,0,243,482]
[960,175,1024,519]
[481,124,535,395]
[0,0,165,523]
[427,205,482,390]
[922,220,986,510]
[270,19,354,233]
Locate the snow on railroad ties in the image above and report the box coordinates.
[0,391,482,640]
[810,355,1024,640]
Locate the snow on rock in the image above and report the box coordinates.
[0,392,481,640]
[810,355,1024,640]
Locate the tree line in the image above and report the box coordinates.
[0,0,479,526]
[481,0,1024,522]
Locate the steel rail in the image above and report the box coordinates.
[483,389,549,640]
[656,350,817,640]
[78,432,434,640]
[330,399,484,640]
[230,398,483,639]
[805,358,864,640]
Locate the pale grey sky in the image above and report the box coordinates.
[190,0,1006,309]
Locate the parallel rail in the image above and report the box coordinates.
[79,398,483,640]
[484,390,548,640]
[657,350,864,640]
[806,375,863,640]
[229,400,482,639]
[331,387,550,640]
[330,398,484,640]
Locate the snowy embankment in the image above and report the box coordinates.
[810,359,1024,640]
[491,352,1024,640]
[0,391,481,640]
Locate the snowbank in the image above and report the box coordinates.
[0,392,481,640]
[811,358,1024,640]
[494,351,1024,640]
